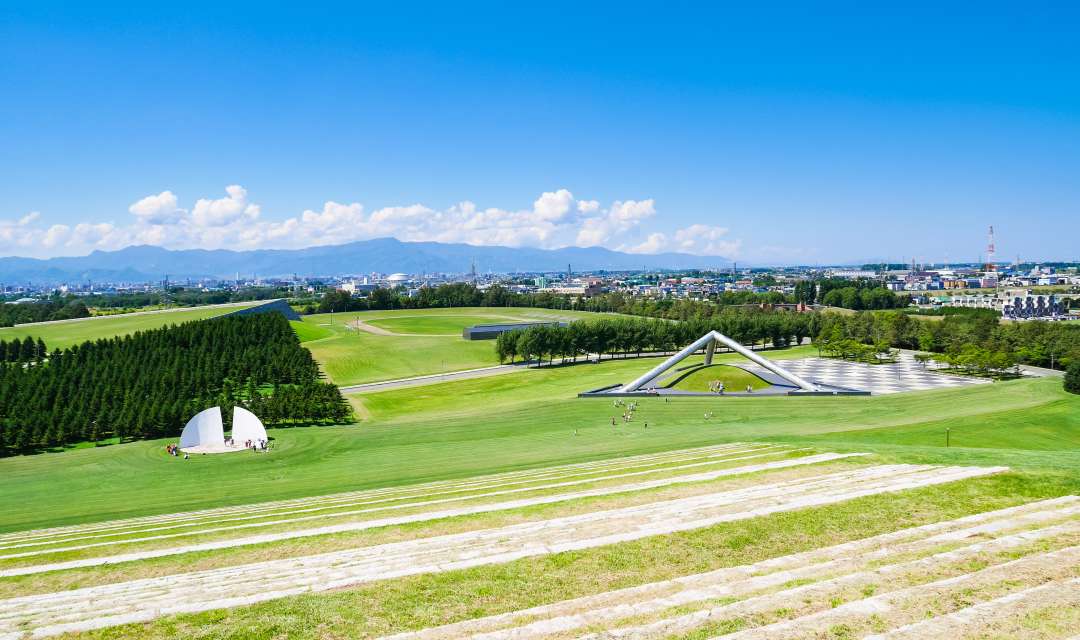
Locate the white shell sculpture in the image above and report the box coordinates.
[178,407,225,449]
[231,406,268,444]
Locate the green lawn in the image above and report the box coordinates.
[365,313,533,335]
[664,363,771,392]
[300,307,609,385]
[0,341,1076,533]
[0,304,255,350]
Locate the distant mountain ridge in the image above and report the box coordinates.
[0,238,731,285]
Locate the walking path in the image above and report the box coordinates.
[0,463,1004,638]
[340,363,526,393]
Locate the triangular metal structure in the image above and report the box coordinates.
[619,331,820,393]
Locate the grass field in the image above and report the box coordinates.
[1,344,1076,534]
[300,307,609,385]
[0,304,255,349]
[0,333,1077,638]
[365,314,524,335]
[664,363,771,392]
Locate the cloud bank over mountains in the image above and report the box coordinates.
[1,186,741,259]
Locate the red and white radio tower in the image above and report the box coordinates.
[985,225,996,271]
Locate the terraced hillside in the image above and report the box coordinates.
[4,443,1065,639]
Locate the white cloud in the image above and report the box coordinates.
[620,223,741,258]
[191,185,260,227]
[129,190,185,225]
[575,198,656,247]
[673,224,742,257]
[0,186,745,259]
[576,199,600,214]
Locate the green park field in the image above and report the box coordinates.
[299,307,608,385]
[1,344,1076,533]
[663,363,772,392]
[0,310,1077,639]
[0,303,256,350]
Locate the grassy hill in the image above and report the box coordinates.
[299,307,610,385]
[663,363,771,392]
[0,336,1076,639]
[0,343,1075,533]
[0,303,256,350]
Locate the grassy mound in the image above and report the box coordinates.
[300,307,604,385]
[665,364,771,392]
[366,314,525,335]
[0,304,255,350]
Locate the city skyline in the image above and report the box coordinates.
[2,3,1078,264]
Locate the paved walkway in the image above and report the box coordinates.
[340,364,527,393]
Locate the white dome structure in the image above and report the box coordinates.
[231,406,268,444]
[179,407,225,450]
[386,273,409,283]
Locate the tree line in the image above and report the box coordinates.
[815,310,1080,371]
[309,280,907,320]
[494,311,817,364]
[0,298,90,327]
[793,277,909,310]
[0,337,48,362]
[0,313,351,456]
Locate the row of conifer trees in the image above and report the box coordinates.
[495,311,818,364]
[0,337,47,363]
[0,313,351,455]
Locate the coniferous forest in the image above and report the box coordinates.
[0,313,351,455]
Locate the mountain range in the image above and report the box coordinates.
[0,239,732,285]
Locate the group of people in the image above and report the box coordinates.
[708,381,755,394]
[165,443,189,460]
[612,399,645,427]
[223,437,269,452]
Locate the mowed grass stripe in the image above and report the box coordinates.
[578,531,1080,640]
[399,504,1080,640]
[386,496,1080,640]
[0,446,795,560]
[0,444,770,546]
[0,452,855,576]
[709,545,1080,640]
[0,464,1004,637]
[867,577,1080,639]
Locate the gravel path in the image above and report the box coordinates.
[0,464,1003,638]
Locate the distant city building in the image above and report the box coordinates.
[1003,294,1066,320]
[462,321,567,340]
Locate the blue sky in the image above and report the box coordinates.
[1,2,1078,264]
